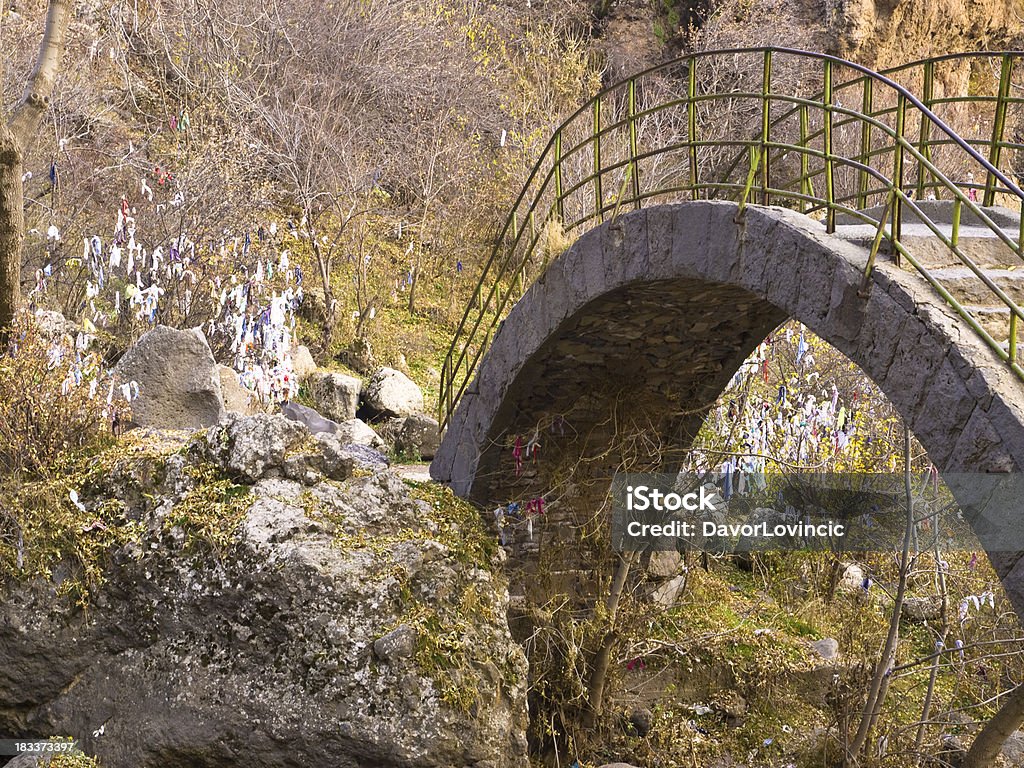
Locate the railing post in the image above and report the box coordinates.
[513,212,525,295]
[439,356,448,426]
[760,49,772,205]
[1010,313,1019,365]
[984,54,1013,207]
[736,145,761,220]
[688,60,698,199]
[1019,202,1024,259]
[628,78,641,209]
[859,189,895,297]
[823,59,835,232]
[554,129,565,221]
[916,60,935,199]
[951,197,962,248]
[857,77,873,210]
[593,98,604,222]
[799,104,810,212]
[893,94,907,255]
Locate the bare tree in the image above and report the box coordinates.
[0,0,73,332]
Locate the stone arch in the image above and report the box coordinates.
[431,201,1024,611]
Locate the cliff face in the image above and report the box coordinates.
[826,0,1024,69]
[0,417,529,768]
[599,0,1022,94]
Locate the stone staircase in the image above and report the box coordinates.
[836,200,1024,362]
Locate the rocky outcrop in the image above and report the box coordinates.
[364,367,424,418]
[200,413,308,482]
[307,370,362,422]
[826,0,1023,69]
[114,325,225,429]
[0,416,528,768]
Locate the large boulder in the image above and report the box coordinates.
[0,430,529,768]
[218,365,257,416]
[1003,731,1024,766]
[837,562,866,592]
[395,414,441,460]
[315,433,390,479]
[363,367,424,418]
[291,345,318,377]
[336,418,388,451]
[811,638,840,661]
[649,575,686,608]
[114,326,225,429]
[33,309,78,340]
[306,371,362,421]
[901,596,943,622]
[202,413,308,482]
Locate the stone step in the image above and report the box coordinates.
[836,225,1024,270]
[924,267,1024,305]
[961,304,1024,349]
[836,199,1021,229]
[835,199,1024,270]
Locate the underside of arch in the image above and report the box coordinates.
[432,202,1024,612]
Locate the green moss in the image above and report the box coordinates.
[0,432,255,605]
[0,433,180,606]
[162,464,253,557]
[403,480,496,568]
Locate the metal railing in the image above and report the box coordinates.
[439,47,1024,429]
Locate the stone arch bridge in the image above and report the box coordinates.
[429,48,1024,613]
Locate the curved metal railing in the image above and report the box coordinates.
[439,47,1024,428]
[716,51,1024,206]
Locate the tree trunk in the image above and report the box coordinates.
[845,426,915,766]
[9,0,73,142]
[583,550,635,727]
[0,0,74,333]
[0,123,25,332]
[963,685,1024,768]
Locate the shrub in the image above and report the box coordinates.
[0,312,122,479]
